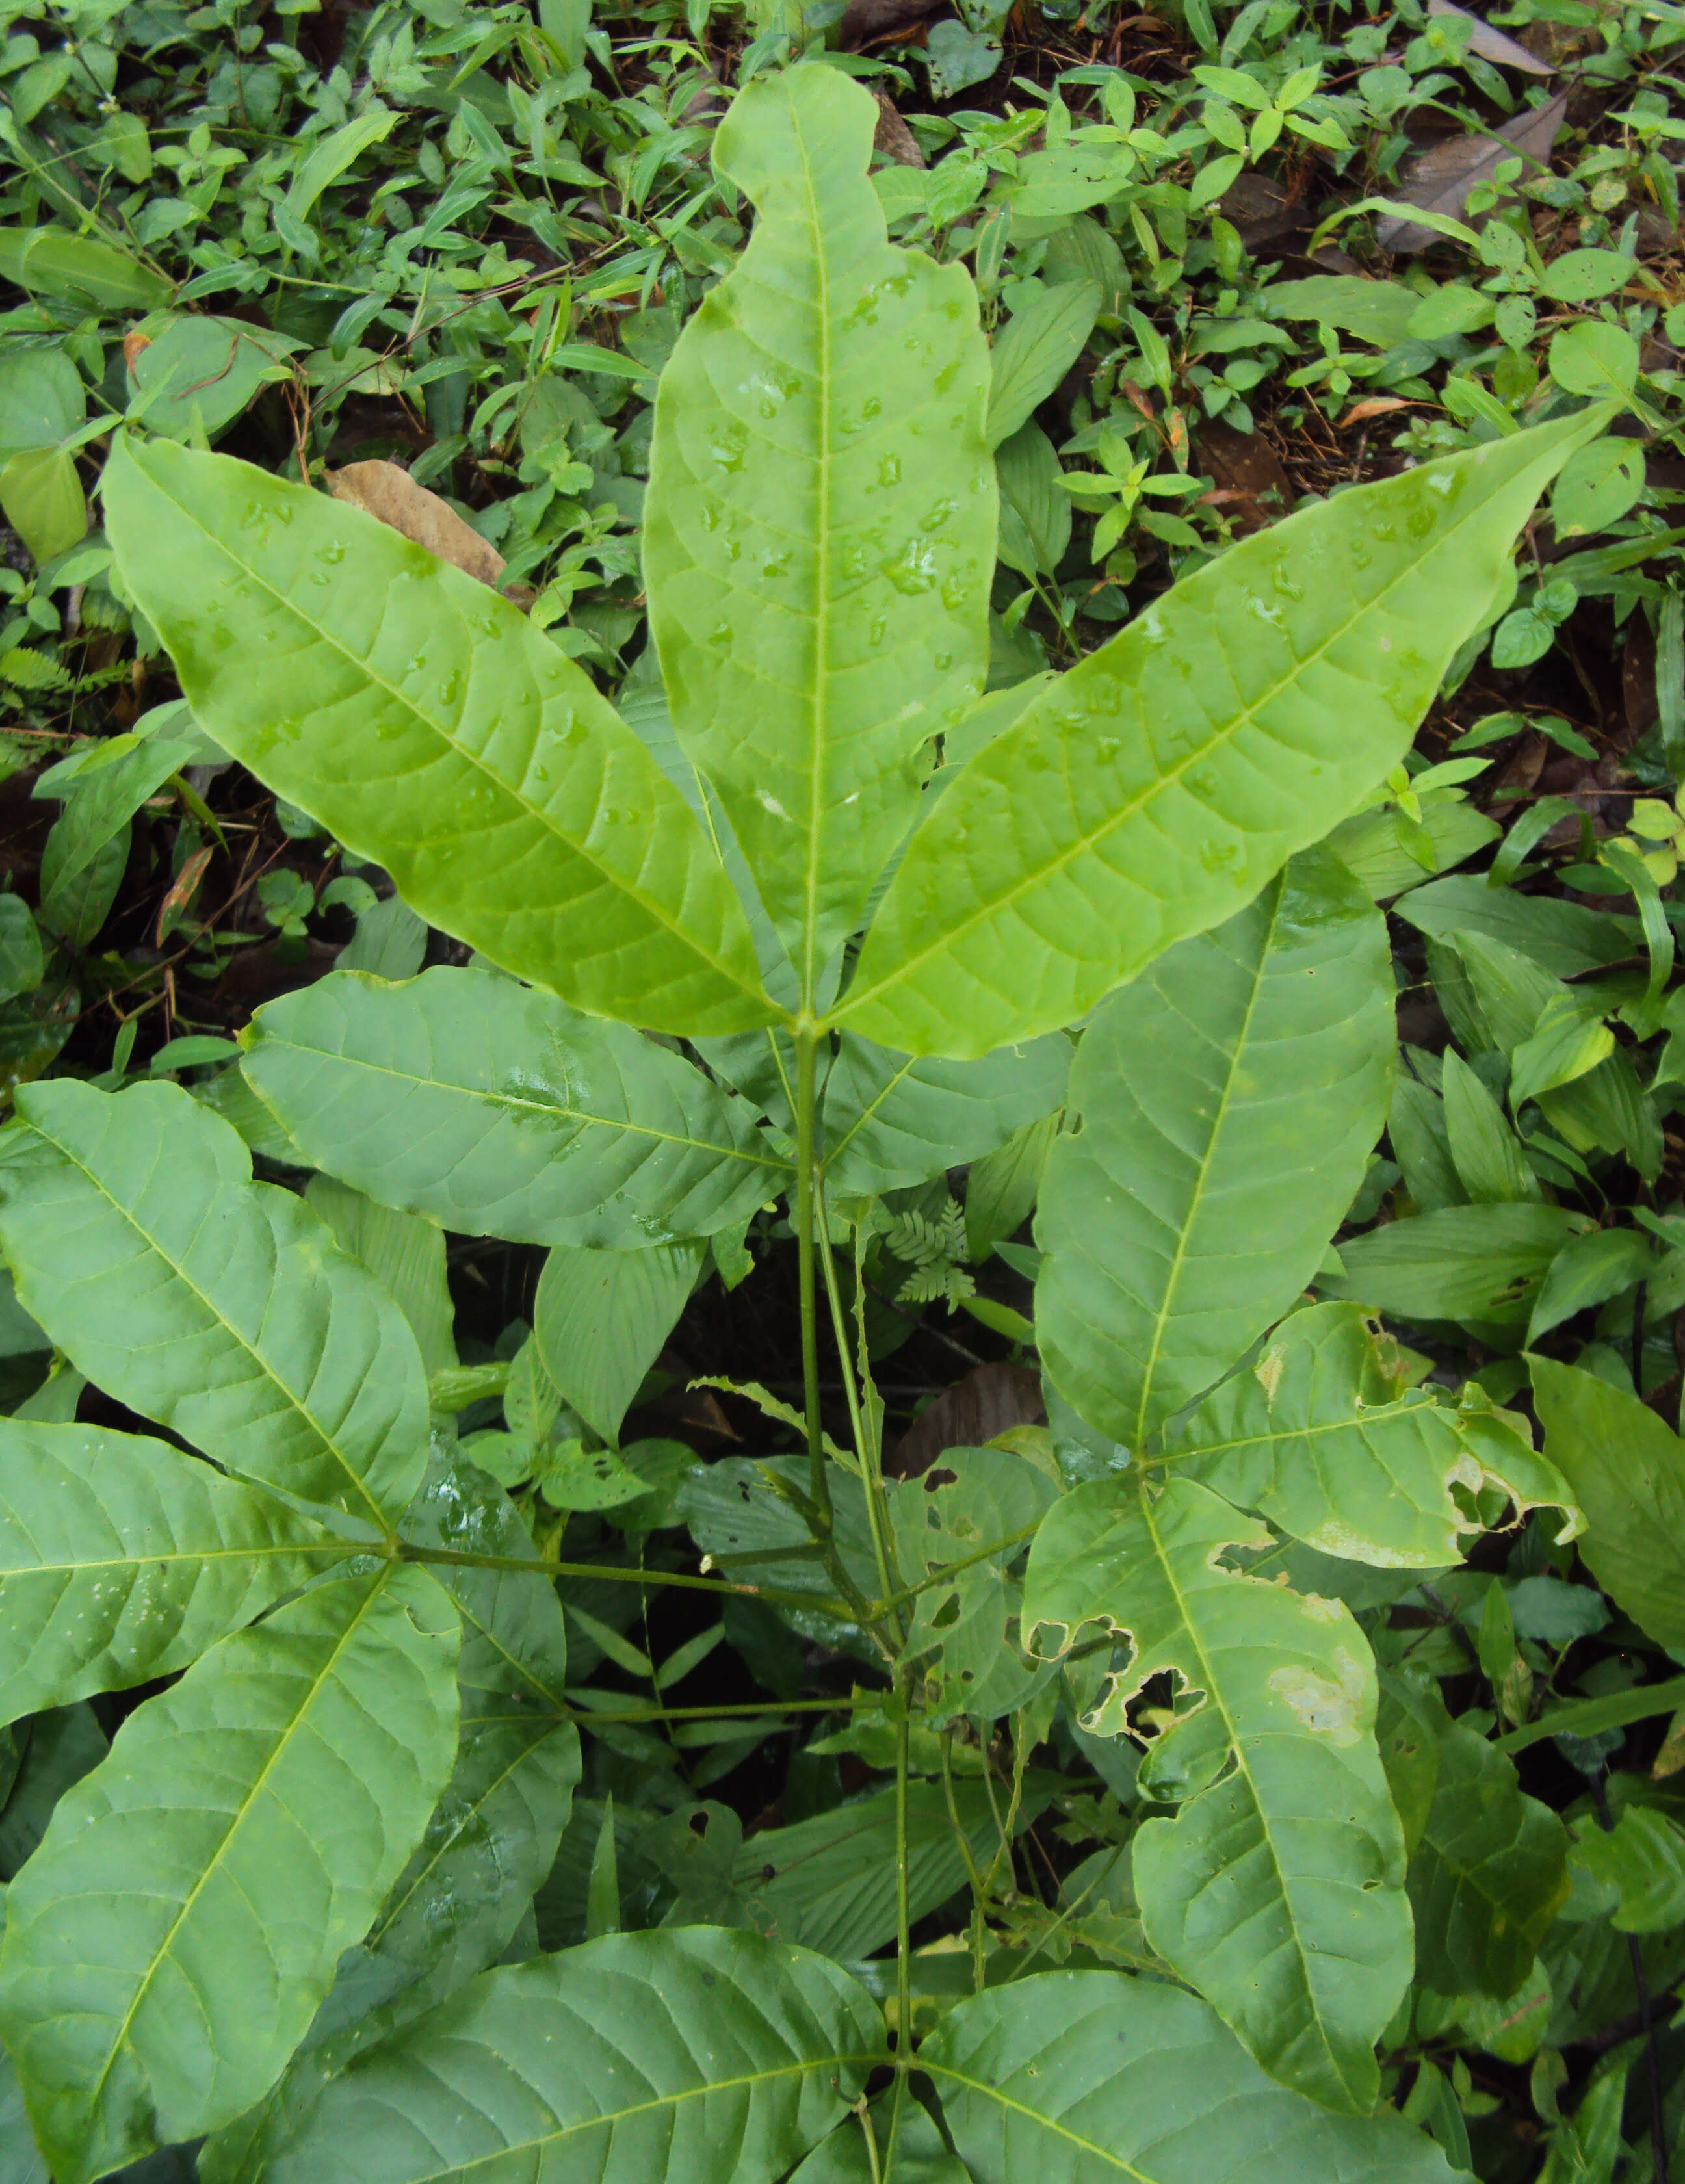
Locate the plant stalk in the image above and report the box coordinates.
[793,1027,835,1537]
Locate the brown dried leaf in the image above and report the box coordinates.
[838,0,943,48]
[1217,172,1305,250]
[1340,396,1419,426]
[873,87,924,169]
[325,460,508,589]
[1378,92,1567,253]
[155,841,213,946]
[1427,0,1555,74]
[888,1361,1045,1479]
[1192,418,1290,533]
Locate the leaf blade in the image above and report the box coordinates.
[1023,1474,1411,2112]
[0,1418,349,1725]
[101,434,775,1036]
[0,1564,460,2184]
[1036,851,1393,1445]
[259,1927,883,2184]
[833,411,1602,1056]
[923,1970,1470,2183]
[644,69,995,1000]
[0,1080,430,1530]
[244,967,789,1247]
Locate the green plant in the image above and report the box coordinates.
[0,58,1636,2184]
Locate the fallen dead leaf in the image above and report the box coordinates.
[1340,396,1419,426]
[155,842,214,946]
[838,0,943,49]
[326,460,510,590]
[1217,172,1306,250]
[1625,610,1659,738]
[1378,92,1567,253]
[888,1361,1045,1479]
[1427,0,1555,74]
[1192,417,1290,532]
[873,87,924,168]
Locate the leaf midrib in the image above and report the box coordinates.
[135,454,772,1017]
[87,1567,389,2120]
[25,1115,395,1536]
[368,1714,571,1945]
[1127,892,1281,1444]
[919,2059,1157,2181]
[795,101,834,1012]
[259,1034,788,1175]
[0,1540,348,1580]
[1138,1478,1365,2107]
[404,2053,875,2180]
[836,448,1535,1021]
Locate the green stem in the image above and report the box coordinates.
[816,1183,903,1638]
[567,1695,875,1726]
[886,1698,915,2163]
[398,1542,850,1618]
[793,1028,834,1537]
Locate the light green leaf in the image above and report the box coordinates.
[1531,1358,1685,1650]
[284,108,399,222]
[0,447,85,563]
[1508,993,1615,1110]
[0,1418,349,1725]
[36,733,198,902]
[1324,795,1498,902]
[127,314,303,442]
[996,422,1072,579]
[1023,1473,1410,2113]
[101,434,774,1037]
[1441,1049,1539,1204]
[1262,276,1421,348]
[369,1451,578,2012]
[256,1928,882,2184]
[1321,1204,1587,1325]
[244,968,788,1249]
[1168,1301,1514,1566]
[340,892,426,980]
[644,69,993,1002]
[1450,930,1661,1177]
[987,281,1102,447]
[922,1970,1470,2183]
[0,899,42,1006]
[1409,1690,1567,1997]
[0,1565,460,2184]
[965,1109,1058,1261]
[305,1173,457,1377]
[832,410,1602,1058]
[0,1080,430,1531]
[0,227,171,312]
[822,1029,1068,1197]
[1569,1806,1685,1934]
[534,1239,702,1442]
[1036,850,1392,1446]
[1526,1227,1652,1345]
[742,1779,1032,1960]
[1393,875,1638,978]
[888,1445,1060,1722]
[0,343,85,459]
